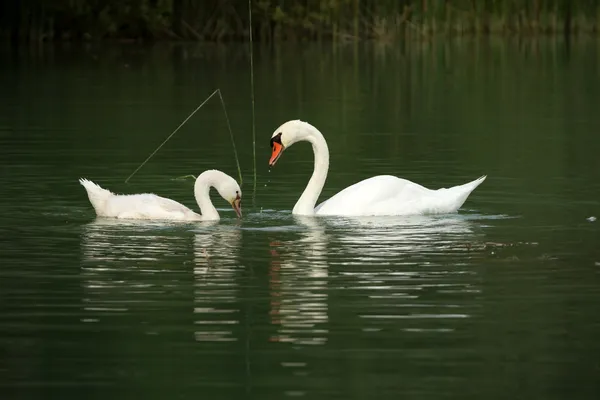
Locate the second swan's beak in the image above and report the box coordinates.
[231,197,242,218]
[269,142,284,167]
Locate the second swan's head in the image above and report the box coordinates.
[221,179,242,219]
[202,170,242,218]
[269,120,317,167]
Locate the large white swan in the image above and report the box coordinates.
[79,170,242,221]
[269,120,486,216]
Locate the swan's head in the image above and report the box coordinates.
[269,120,315,167]
[214,175,242,218]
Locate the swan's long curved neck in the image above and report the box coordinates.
[194,172,221,220]
[293,126,329,215]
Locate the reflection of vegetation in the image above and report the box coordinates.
[1,0,599,43]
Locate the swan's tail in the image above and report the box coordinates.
[79,178,113,215]
[437,175,486,213]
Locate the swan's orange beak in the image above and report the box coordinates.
[269,142,284,167]
[231,196,242,218]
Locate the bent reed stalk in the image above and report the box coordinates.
[125,88,243,186]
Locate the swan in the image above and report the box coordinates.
[268,120,486,216]
[79,170,242,221]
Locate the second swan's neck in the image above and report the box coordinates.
[194,171,221,221]
[292,126,329,215]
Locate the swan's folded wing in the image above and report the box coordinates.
[140,194,201,220]
[315,175,485,216]
[315,175,431,216]
[146,194,192,212]
[109,193,199,220]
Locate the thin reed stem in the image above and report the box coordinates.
[124,89,242,188]
[218,90,243,186]
[125,89,220,183]
[172,174,197,180]
[248,0,257,204]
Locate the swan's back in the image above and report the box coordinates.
[315,175,486,216]
[80,178,201,220]
[104,193,201,220]
[314,175,428,216]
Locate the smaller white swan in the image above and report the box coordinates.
[269,120,486,216]
[79,170,242,221]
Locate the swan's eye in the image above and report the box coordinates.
[270,132,282,148]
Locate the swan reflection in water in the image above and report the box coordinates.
[80,218,193,265]
[79,218,195,325]
[324,213,487,333]
[326,213,486,261]
[192,223,242,342]
[268,212,488,337]
[268,215,330,346]
[79,218,243,343]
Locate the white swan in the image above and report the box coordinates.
[79,170,242,221]
[269,120,486,216]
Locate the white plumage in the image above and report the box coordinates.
[269,120,486,217]
[79,170,242,221]
[314,174,486,216]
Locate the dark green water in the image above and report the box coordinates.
[1,39,600,399]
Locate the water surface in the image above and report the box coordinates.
[1,39,600,399]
